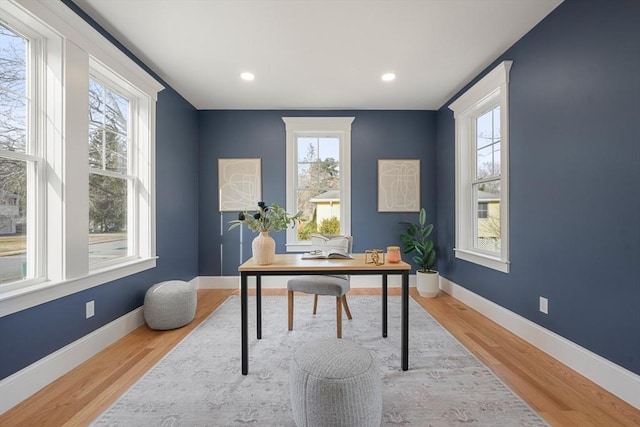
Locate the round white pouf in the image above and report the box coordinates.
[144,280,196,330]
[290,338,382,427]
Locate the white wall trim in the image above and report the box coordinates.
[282,116,355,249]
[449,60,512,273]
[15,0,164,95]
[0,258,157,317]
[439,276,640,409]
[0,307,145,414]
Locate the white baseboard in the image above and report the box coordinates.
[0,307,145,414]
[439,277,640,409]
[195,274,412,289]
[4,274,636,415]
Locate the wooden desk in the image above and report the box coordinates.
[238,253,411,375]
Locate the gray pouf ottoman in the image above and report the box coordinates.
[290,338,382,427]
[144,280,197,330]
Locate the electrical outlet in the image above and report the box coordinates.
[539,296,548,314]
[86,300,95,318]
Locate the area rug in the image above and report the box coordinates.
[91,295,548,426]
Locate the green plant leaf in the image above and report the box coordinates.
[424,240,433,253]
[426,249,436,270]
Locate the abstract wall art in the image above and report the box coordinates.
[218,158,262,212]
[377,159,420,212]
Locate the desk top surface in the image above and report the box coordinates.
[238,253,411,272]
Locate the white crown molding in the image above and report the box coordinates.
[448,60,512,116]
[439,276,640,409]
[12,0,163,96]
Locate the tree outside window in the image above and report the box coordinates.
[296,136,341,240]
[88,78,130,265]
[0,24,32,284]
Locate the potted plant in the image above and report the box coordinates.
[228,201,303,265]
[399,208,439,297]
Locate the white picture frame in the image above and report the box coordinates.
[377,159,420,212]
[218,158,262,212]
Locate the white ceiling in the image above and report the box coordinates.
[73,0,563,110]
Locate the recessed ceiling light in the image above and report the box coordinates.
[240,72,255,81]
[381,73,396,82]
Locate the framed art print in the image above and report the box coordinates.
[218,158,262,212]
[377,159,420,212]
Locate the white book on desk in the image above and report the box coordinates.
[301,249,353,260]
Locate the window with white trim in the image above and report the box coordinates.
[0,22,43,285]
[0,0,162,316]
[449,61,511,273]
[283,117,354,252]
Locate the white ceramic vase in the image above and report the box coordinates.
[252,231,276,265]
[416,270,440,298]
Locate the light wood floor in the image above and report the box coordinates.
[1,288,638,426]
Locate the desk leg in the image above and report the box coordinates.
[382,274,388,338]
[402,270,409,371]
[256,275,262,340]
[241,273,248,375]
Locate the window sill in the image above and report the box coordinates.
[454,248,510,273]
[0,257,157,317]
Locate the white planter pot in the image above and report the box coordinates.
[416,270,440,298]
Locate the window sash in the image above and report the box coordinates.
[293,134,342,240]
[0,20,46,289]
[472,179,501,254]
[87,74,137,269]
[88,77,131,175]
[88,171,135,267]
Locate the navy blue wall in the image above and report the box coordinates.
[436,0,640,374]
[0,3,200,380]
[3,0,637,387]
[198,110,437,276]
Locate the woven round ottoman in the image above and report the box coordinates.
[289,338,382,427]
[144,280,197,330]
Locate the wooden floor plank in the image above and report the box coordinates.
[0,287,638,426]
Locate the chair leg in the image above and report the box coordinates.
[288,291,294,331]
[342,294,353,320]
[313,294,318,315]
[336,296,342,338]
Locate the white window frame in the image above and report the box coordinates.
[87,64,148,270]
[282,117,354,252]
[0,0,163,317]
[449,61,512,273]
[0,15,47,287]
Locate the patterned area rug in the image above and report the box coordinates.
[92,295,548,426]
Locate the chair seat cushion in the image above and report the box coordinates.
[287,275,349,296]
